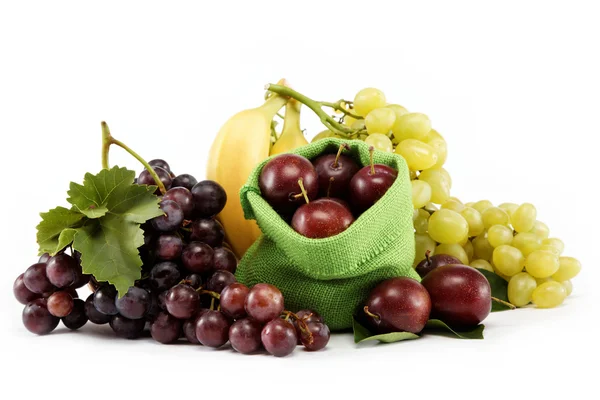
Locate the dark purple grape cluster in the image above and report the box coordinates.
[14,159,330,356]
[15,250,91,335]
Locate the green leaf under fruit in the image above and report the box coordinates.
[425,319,485,339]
[477,269,513,312]
[353,317,420,344]
[37,166,163,295]
[36,207,85,255]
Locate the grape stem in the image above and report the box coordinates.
[320,100,362,120]
[282,311,313,345]
[491,297,517,310]
[368,146,375,175]
[265,83,366,137]
[198,289,221,300]
[101,122,167,195]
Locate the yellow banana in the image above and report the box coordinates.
[207,89,288,259]
[270,99,308,155]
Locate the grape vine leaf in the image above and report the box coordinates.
[353,317,420,344]
[71,167,163,295]
[476,269,513,312]
[37,166,163,296]
[36,207,85,255]
[425,319,485,339]
[67,167,152,219]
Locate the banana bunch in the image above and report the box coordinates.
[207,80,309,258]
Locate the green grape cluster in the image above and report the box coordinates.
[311,86,581,310]
[414,199,581,309]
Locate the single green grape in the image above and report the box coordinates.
[353,88,386,117]
[437,167,452,188]
[551,257,581,282]
[482,207,510,229]
[386,104,409,120]
[418,168,451,204]
[472,200,494,215]
[512,203,537,233]
[365,107,396,135]
[413,209,430,234]
[414,233,437,267]
[535,277,552,286]
[538,245,561,256]
[525,250,560,278]
[364,133,393,152]
[351,120,366,131]
[395,139,438,171]
[498,202,519,219]
[411,180,432,209]
[508,272,537,307]
[428,209,469,245]
[425,129,448,168]
[436,243,469,265]
[311,130,338,143]
[512,232,542,256]
[461,207,485,237]
[392,112,432,142]
[470,259,494,273]
[493,245,526,276]
[487,225,514,248]
[441,199,465,213]
[542,238,565,255]
[424,202,439,213]
[532,281,567,308]
[561,280,573,296]
[448,196,463,204]
[529,220,550,240]
[463,240,474,262]
[473,234,494,261]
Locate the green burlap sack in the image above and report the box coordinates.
[237,138,418,331]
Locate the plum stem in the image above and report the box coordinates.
[297,178,310,204]
[363,306,380,321]
[326,177,335,198]
[333,143,350,168]
[368,146,375,175]
[491,297,516,309]
[425,250,431,263]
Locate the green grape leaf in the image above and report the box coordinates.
[425,319,485,339]
[69,167,162,295]
[353,317,420,344]
[67,166,159,221]
[36,207,85,255]
[477,269,513,312]
[37,166,162,296]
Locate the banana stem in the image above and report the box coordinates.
[100,121,167,195]
[281,99,302,136]
[265,83,365,137]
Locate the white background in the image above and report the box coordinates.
[0,1,598,398]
